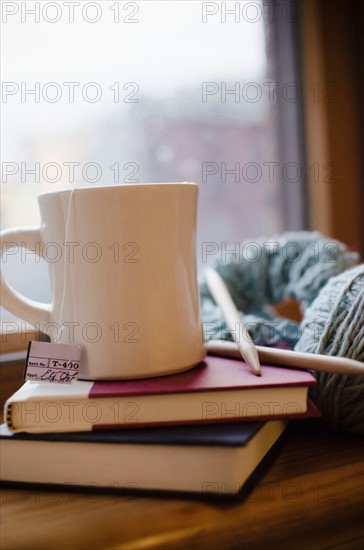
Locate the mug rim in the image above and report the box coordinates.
[38,182,197,198]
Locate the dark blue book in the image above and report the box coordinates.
[0,420,287,497]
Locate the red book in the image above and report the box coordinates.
[5,355,318,434]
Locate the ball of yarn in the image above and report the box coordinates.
[295,264,364,435]
[200,231,363,434]
[201,231,358,348]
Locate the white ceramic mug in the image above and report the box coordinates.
[0,183,205,379]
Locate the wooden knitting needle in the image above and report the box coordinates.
[205,267,261,376]
[205,339,364,376]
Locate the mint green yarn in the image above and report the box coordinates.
[201,232,363,434]
[201,231,358,348]
[296,264,364,434]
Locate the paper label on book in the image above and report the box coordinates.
[24,341,81,384]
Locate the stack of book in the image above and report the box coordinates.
[0,353,318,497]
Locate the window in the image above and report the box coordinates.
[1,0,305,324]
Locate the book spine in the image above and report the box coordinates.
[5,402,15,431]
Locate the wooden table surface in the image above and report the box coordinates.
[1,419,363,550]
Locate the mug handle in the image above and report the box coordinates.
[0,227,51,326]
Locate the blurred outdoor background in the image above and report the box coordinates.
[1,0,305,319]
